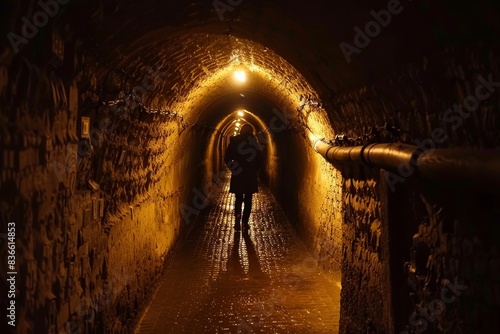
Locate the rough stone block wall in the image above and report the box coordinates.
[334,45,500,334]
[339,169,390,334]
[312,160,343,275]
[269,132,343,274]
[0,49,202,332]
[389,183,500,334]
[329,45,500,150]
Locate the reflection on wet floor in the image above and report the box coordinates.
[135,177,340,333]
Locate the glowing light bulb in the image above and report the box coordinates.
[234,70,246,83]
[237,111,245,117]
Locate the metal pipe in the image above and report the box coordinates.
[314,140,500,186]
[417,148,500,185]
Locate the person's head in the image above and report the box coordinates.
[240,124,254,136]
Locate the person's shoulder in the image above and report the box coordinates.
[231,134,245,143]
[229,135,241,143]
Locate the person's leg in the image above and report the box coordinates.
[234,193,243,230]
[242,193,253,228]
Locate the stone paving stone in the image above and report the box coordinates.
[135,177,341,333]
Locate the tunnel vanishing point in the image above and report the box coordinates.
[1,0,500,333]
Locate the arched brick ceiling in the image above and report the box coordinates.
[71,0,500,99]
[61,0,358,115]
[195,90,278,126]
[88,29,333,136]
[11,0,496,138]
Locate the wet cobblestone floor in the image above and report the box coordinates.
[135,177,341,333]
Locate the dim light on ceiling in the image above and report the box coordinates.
[234,70,246,83]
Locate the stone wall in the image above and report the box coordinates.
[0,52,203,333]
[332,45,500,149]
[339,167,391,334]
[391,179,500,333]
[332,45,500,334]
[269,131,343,274]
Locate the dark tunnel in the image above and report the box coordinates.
[1,0,500,333]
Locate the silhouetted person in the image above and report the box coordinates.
[224,124,263,231]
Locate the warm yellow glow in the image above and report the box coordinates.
[236,122,241,126]
[308,132,317,142]
[309,132,325,152]
[177,37,335,146]
[234,70,246,83]
[313,138,324,153]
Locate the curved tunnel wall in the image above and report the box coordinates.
[1,0,500,333]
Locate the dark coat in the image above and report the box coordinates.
[224,134,263,194]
